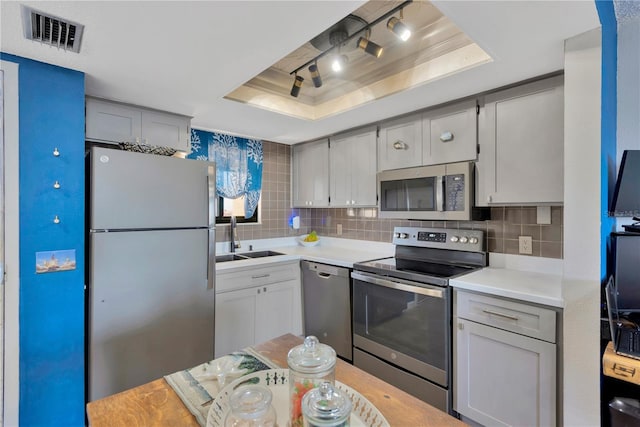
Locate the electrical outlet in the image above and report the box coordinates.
[518,236,533,254]
[337,224,343,235]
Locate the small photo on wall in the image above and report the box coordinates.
[36,249,76,273]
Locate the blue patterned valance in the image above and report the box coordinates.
[188,129,263,218]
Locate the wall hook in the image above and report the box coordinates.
[53,181,61,189]
[53,147,60,157]
[53,215,60,224]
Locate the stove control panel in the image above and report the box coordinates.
[417,231,447,243]
[392,226,485,252]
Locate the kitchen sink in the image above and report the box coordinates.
[215,254,250,263]
[238,250,284,258]
[215,251,285,263]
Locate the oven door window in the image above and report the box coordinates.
[379,177,437,212]
[353,279,447,371]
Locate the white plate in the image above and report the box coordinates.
[206,369,389,427]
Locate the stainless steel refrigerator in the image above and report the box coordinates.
[87,146,216,401]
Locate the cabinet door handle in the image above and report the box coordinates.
[482,309,519,321]
[439,131,454,142]
[392,141,406,150]
[252,274,270,279]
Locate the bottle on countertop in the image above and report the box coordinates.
[223,385,277,427]
[302,382,352,427]
[287,336,336,427]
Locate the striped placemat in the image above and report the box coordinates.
[164,348,278,426]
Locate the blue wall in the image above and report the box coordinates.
[596,0,617,280]
[1,53,85,425]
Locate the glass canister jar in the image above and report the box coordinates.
[287,336,337,427]
[302,382,352,427]
[224,385,277,427]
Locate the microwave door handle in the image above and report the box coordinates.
[436,176,444,212]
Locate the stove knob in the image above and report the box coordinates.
[459,236,469,243]
[394,232,401,238]
[450,236,459,243]
[469,237,479,244]
[400,233,409,239]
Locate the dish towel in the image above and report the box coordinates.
[164,348,278,426]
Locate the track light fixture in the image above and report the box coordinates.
[387,15,411,42]
[288,0,412,97]
[309,63,322,88]
[290,74,303,97]
[358,37,383,58]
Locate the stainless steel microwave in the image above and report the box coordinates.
[378,162,486,221]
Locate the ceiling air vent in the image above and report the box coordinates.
[21,6,84,53]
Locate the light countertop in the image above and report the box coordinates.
[216,236,394,271]
[450,267,564,308]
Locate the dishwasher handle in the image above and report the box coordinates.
[302,260,350,278]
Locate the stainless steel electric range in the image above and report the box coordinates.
[351,226,487,413]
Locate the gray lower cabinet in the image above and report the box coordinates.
[476,75,564,206]
[454,290,557,426]
[215,261,302,358]
[86,97,191,151]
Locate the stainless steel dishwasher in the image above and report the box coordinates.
[301,261,352,361]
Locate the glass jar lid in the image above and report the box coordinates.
[228,385,273,420]
[287,336,336,374]
[301,382,352,424]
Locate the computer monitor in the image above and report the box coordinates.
[613,232,640,313]
[611,150,640,217]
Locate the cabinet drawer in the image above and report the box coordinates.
[217,262,300,293]
[455,291,556,343]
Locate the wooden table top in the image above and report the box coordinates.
[86,334,467,426]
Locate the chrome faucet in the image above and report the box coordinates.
[230,215,241,253]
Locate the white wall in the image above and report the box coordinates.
[562,28,602,426]
[615,16,640,229]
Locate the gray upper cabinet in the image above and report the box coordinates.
[291,139,329,208]
[423,100,477,166]
[329,127,377,207]
[86,97,191,152]
[377,113,422,171]
[476,75,564,206]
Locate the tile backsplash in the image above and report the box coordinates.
[224,141,563,259]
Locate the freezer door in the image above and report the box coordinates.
[91,146,215,229]
[88,229,214,401]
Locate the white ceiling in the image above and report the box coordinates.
[1,1,600,144]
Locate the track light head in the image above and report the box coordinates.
[387,17,411,41]
[358,37,383,58]
[309,63,323,88]
[290,75,304,97]
[331,54,349,73]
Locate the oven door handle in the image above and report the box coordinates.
[351,272,444,299]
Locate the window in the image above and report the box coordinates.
[216,195,259,224]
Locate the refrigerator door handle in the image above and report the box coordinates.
[207,228,215,290]
[207,167,216,291]
[207,166,216,228]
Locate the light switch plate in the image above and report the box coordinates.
[337,224,343,235]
